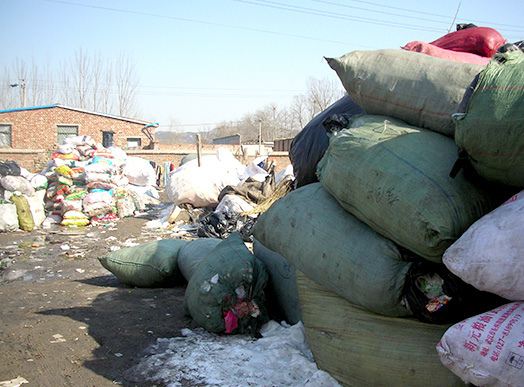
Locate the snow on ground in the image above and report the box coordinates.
[133,320,342,387]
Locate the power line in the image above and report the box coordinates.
[309,0,524,32]
[311,0,453,20]
[1,80,303,98]
[234,0,445,33]
[41,0,370,48]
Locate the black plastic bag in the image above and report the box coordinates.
[403,259,507,324]
[289,94,365,188]
[197,211,256,242]
[0,160,21,177]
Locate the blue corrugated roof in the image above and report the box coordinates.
[0,104,152,125]
[0,104,59,114]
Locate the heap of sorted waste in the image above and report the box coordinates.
[0,135,159,231]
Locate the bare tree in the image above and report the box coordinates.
[1,49,140,118]
[305,76,345,117]
[204,76,344,143]
[71,48,90,109]
[91,52,103,112]
[114,52,139,117]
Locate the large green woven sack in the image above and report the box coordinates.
[252,239,302,325]
[326,49,484,137]
[183,232,268,334]
[455,50,524,187]
[98,239,188,287]
[296,271,463,387]
[317,115,505,262]
[252,183,412,317]
[177,237,222,282]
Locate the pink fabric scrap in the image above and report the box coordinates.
[224,310,239,334]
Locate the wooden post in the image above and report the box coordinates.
[196,134,202,167]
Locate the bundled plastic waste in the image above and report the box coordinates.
[0,161,46,231]
[0,135,159,231]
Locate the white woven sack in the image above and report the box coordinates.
[122,156,156,187]
[0,203,19,232]
[437,302,524,386]
[166,166,240,208]
[443,190,524,301]
[215,194,254,214]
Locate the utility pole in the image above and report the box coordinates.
[10,79,26,108]
[258,119,262,156]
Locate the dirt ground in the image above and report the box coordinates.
[0,201,201,387]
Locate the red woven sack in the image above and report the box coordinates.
[402,41,491,65]
[430,27,506,57]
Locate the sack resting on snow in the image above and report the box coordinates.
[183,232,268,334]
[253,239,302,325]
[297,272,464,387]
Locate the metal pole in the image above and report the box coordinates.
[21,80,26,108]
[196,134,202,167]
[258,119,262,155]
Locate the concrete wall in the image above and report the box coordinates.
[0,145,290,175]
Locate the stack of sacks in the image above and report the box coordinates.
[0,161,47,231]
[253,28,517,385]
[402,25,506,65]
[434,49,524,386]
[41,135,158,227]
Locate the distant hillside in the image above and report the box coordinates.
[155,130,202,144]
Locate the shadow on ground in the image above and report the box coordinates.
[38,275,196,386]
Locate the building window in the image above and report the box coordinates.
[102,131,114,148]
[0,124,12,147]
[57,125,79,145]
[126,138,141,149]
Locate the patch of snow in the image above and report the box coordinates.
[133,320,341,387]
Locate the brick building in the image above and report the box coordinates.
[0,104,291,174]
[0,104,155,151]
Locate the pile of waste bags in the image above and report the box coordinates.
[163,148,294,240]
[0,164,47,232]
[0,135,160,232]
[98,232,270,335]
[264,25,524,386]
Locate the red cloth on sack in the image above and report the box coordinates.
[429,27,507,57]
[402,41,491,65]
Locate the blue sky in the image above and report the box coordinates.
[2,0,523,132]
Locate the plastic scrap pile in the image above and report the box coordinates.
[0,135,160,232]
[254,25,524,387]
[96,146,295,335]
[161,147,294,240]
[93,24,524,386]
